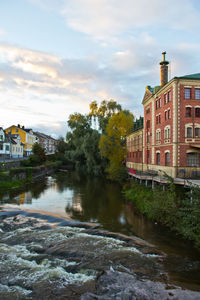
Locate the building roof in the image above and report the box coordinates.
[177,73,200,80]
[34,131,57,141]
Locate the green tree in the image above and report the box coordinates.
[88,99,122,133]
[28,142,46,166]
[65,113,106,175]
[99,110,134,181]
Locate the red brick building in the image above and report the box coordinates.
[126,52,200,178]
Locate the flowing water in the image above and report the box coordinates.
[0,171,200,299]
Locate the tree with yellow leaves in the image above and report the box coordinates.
[99,110,134,181]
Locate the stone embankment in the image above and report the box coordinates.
[0,162,61,189]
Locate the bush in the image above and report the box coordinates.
[123,180,200,248]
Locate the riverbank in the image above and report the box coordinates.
[123,180,200,249]
[0,161,62,191]
[0,206,200,299]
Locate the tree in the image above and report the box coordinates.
[29,142,46,165]
[88,99,122,133]
[99,111,134,181]
[65,112,106,175]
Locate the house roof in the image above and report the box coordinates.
[34,131,57,141]
[176,73,200,80]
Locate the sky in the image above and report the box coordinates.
[1,0,200,138]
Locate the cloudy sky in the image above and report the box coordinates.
[1,0,200,137]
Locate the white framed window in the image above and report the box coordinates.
[156,129,161,141]
[186,127,192,138]
[195,127,200,138]
[195,88,200,100]
[164,125,171,139]
[168,90,171,102]
[184,88,191,99]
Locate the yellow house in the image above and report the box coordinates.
[5,125,37,156]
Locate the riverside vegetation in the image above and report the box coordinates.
[0,143,61,190]
[123,179,200,249]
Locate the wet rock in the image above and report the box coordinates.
[81,270,200,300]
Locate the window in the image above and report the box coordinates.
[0,144,3,150]
[146,120,150,129]
[165,152,170,166]
[186,107,192,117]
[5,145,9,151]
[164,93,168,104]
[147,134,150,143]
[165,111,167,120]
[187,152,199,167]
[184,88,191,99]
[0,135,3,141]
[156,130,161,141]
[186,127,192,138]
[147,150,150,159]
[156,98,161,109]
[168,128,171,138]
[195,88,200,100]
[195,127,200,138]
[168,109,171,119]
[146,107,150,114]
[156,152,160,165]
[195,107,200,117]
[168,90,171,102]
[164,126,171,139]
[158,114,161,123]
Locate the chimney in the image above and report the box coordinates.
[159,51,169,87]
[18,124,20,128]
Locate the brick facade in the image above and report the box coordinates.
[126,54,200,178]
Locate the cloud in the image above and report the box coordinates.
[58,0,200,39]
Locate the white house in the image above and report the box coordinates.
[0,127,11,159]
[9,134,24,158]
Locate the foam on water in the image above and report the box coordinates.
[0,283,32,295]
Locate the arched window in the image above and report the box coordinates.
[165,152,170,166]
[187,152,199,167]
[164,126,170,139]
[195,107,200,118]
[186,107,192,117]
[156,152,160,165]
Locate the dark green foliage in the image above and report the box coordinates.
[123,181,200,248]
[177,185,200,247]
[65,113,106,176]
[32,143,46,163]
[21,143,46,167]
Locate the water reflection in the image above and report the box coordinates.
[0,171,199,258]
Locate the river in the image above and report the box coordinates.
[0,171,200,299]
